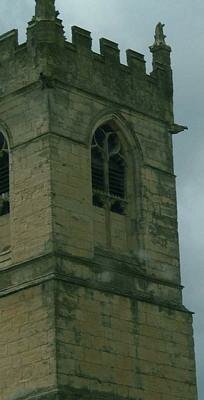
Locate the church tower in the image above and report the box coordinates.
[0,1,198,399]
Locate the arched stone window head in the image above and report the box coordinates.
[91,123,126,215]
[0,132,9,216]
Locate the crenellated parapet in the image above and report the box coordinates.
[0,14,173,124]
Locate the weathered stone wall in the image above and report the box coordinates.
[11,135,53,263]
[50,134,93,258]
[56,280,197,400]
[0,282,56,400]
[47,86,179,286]
[0,252,197,400]
[0,87,53,264]
[0,84,179,282]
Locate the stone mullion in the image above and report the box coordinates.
[104,136,112,248]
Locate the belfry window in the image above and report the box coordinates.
[91,124,126,214]
[0,132,9,216]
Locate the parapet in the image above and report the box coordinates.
[71,25,146,73]
[72,26,92,50]
[126,49,146,75]
[0,20,173,124]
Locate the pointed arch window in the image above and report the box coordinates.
[91,123,126,215]
[0,132,9,216]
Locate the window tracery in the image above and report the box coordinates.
[91,123,126,215]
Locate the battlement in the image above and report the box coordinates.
[0,24,148,73]
[71,25,146,74]
[0,17,173,125]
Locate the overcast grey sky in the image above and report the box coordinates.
[0,0,203,397]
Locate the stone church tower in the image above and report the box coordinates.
[0,1,198,399]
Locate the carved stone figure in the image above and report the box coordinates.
[154,22,166,45]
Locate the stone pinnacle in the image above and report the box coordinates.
[35,0,57,20]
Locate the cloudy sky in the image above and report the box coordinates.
[0,0,203,397]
